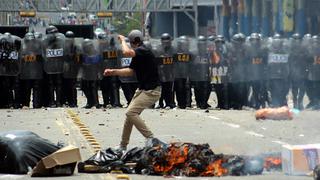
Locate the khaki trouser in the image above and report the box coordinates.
[120,86,161,147]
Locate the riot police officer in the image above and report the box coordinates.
[190,36,211,109]
[303,34,316,109]
[267,34,290,107]
[20,32,43,108]
[119,38,138,106]
[34,32,50,107]
[306,35,320,109]
[211,35,229,109]
[246,33,268,109]
[42,26,65,107]
[288,33,307,110]
[155,33,176,109]
[174,36,191,109]
[0,33,22,108]
[81,38,101,108]
[62,31,80,107]
[227,33,247,109]
[99,33,122,108]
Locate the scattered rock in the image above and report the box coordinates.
[204,109,209,113]
[46,126,50,129]
[85,112,90,114]
[98,124,105,126]
[7,115,11,117]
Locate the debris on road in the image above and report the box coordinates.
[0,130,60,174]
[282,144,320,175]
[31,145,81,177]
[78,138,280,177]
[255,106,293,120]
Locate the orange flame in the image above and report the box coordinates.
[201,159,228,177]
[152,143,229,176]
[264,157,282,170]
[154,144,189,173]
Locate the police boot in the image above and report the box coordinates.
[111,83,122,108]
[91,86,99,108]
[48,79,56,108]
[33,81,42,108]
[165,84,175,109]
[222,83,229,110]
[69,83,77,107]
[82,81,91,108]
[56,86,62,107]
[186,83,192,108]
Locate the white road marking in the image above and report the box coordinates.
[245,131,265,138]
[222,122,240,128]
[208,115,220,120]
[271,140,289,145]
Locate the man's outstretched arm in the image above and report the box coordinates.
[104,68,134,77]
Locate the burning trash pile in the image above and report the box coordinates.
[78,139,282,177]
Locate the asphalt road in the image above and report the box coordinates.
[0,92,317,180]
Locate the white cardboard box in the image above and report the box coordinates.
[282,144,320,175]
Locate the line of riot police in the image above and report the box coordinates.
[0,26,319,110]
[152,32,320,110]
[0,25,139,109]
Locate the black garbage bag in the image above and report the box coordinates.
[0,130,60,174]
[83,148,122,166]
[78,148,123,173]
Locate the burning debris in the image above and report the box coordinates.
[264,156,282,171]
[78,139,281,177]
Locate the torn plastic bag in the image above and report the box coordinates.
[145,137,168,148]
[0,130,60,174]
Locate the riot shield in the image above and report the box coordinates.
[245,45,267,81]
[63,38,81,78]
[20,37,43,80]
[0,34,21,76]
[173,52,191,79]
[189,54,210,82]
[227,43,247,83]
[43,33,65,74]
[119,57,137,83]
[81,39,101,81]
[308,45,320,81]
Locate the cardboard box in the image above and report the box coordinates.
[282,144,320,175]
[31,145,81,177]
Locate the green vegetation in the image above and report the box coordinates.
[112,12,142,35]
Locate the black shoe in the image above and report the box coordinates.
[112,104,123,108]
[49,104,57,108]
[69,104,77,108]
[13,104,21,109]
[83,104,92,109]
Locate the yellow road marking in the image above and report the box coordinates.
[66,109,102,152]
